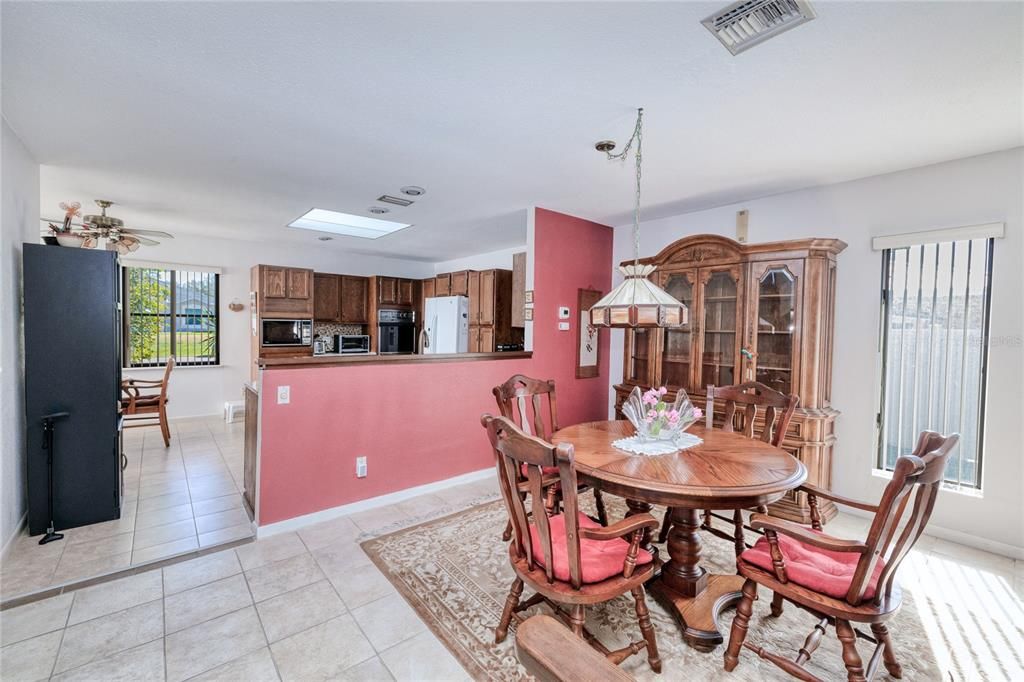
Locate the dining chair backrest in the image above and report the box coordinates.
[481,413,584,589]
[160,356,176,401]
[493,375,559,442]
[848,430,959,606]
[705,381,798,448]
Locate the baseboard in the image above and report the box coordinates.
[842,507,1024,560]
[168,412,223,422]
[1,512,27,562]
[257,467,494,538]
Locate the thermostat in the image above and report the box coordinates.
[558,306,570,319]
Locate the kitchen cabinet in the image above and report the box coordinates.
[262,266,288,298]
[398,278,415,306]
[341,276,369,323]
[422,278,435,299]
[314,273,341,321]
[378,276,398,305]
[255,265,315,318]
[288,268,311,299]
[479,270,496,324]
[243,384,258,519]
[467,271,480,321]
[314,273,368,324]
[450,270,470,296]
[434,273,451,297]
[511,252,526,327]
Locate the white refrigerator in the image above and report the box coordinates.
[422,296,469,354]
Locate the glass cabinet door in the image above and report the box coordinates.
[658,270,695,390]
[750,262,802,395]
[625,329,651,385]
[698,268,743,389]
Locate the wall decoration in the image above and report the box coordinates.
[576,288,602,378]
[524,307,533,321]
[524,290,534,304]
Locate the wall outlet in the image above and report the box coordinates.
[558,321,570,331]
[276,385,290,404]
[356,456,367,478]
[558,306,570,319]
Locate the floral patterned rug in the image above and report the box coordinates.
[362,496,946,681]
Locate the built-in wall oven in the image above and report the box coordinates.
[377,309,416,354]
[262,319,312,347]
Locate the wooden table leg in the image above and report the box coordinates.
[624,498,657,559]
[649,507,744,651]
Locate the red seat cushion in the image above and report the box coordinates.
[529,512,653,584]
[521,463,560,477]
[741,530,884,600]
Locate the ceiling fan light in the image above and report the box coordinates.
[590,264,689,328]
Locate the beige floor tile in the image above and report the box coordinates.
[139,468,188,484]
[350,593,427,652]
[378,630,470,682]
[931,538,1017,576]
[135,502,195,531]
[0,629,63,681]
[190,481,239,502]
[311,539,374,580]
[297,516,361,552]
[0,559,61,600]
[164,606,267,682]
[337,656,396,681]
[133,518,197,551]
[245,553,325,603]
[196,507,251,534]
[57,531,133,566]
[68,570,163,625]
[139,479,191,500]
[348,505,412,534]
[329,563,398,610]
[163,548,242,595]
[132,535,199,565]
[53,551,132,585]
[235,532,306,571]
[137,491,192,514]
[192,494,243,517]
[255,579,346,643]
[0,593,72,646]
[51,638,164,682]
[189,646,280,682]
[199,523,254,548]
[65,510,136,545]
[54,600,163,674]
[395,493,452,520]
[165,574,253,633]
[269,614,375,681]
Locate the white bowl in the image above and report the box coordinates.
[55,233,86,248]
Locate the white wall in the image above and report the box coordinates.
[609,148,1024,554]
[1,119,40,552]
[121,237,433,419]
[432,244,524,274]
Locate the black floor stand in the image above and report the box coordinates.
[38,412,69,545]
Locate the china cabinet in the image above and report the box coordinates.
[614,235,846,524]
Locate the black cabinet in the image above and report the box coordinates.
[24,244,122,534]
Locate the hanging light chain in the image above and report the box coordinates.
[601,108,644,268]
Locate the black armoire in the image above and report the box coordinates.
[24,243,122,534]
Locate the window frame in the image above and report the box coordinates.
[875,237,995,490]
[122,266,221,368]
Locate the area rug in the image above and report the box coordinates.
[362,495,954,681]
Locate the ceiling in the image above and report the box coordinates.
[3,2,1021,262]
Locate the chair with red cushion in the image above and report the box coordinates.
[493,375,607,530]
[724,430,959,682]
[482,414,661,673]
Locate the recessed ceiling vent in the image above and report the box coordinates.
[377,194,414,207]
[702,0,816,55]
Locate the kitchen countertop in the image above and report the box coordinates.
[259,351,532,368]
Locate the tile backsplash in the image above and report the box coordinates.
[314,323,366,351]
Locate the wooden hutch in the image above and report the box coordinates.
[614,234,846,525]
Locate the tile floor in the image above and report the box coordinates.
[0,417,254,603]
[2,473,1021,681]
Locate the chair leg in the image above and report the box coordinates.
[723,578,758,672]
[702,509,713,530]
[631,586,661,673]
[501,520,513,542]
[770,591,784,617]
[495,577,523,643]
[732,509,746,558]
[159,404,171,447]
[593,488,608,526]
[657,507,672,544]
[836,619,867,682]
[569,604,586,637]
[870,623,902,679]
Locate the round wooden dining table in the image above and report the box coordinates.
[551,420,806,651]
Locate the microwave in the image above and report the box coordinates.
[338,334,370,354]
[262,319,312,347]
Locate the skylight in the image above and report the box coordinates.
[287,208,411,239]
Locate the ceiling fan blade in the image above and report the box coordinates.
[132,235,162,246]
[121,228,174,239]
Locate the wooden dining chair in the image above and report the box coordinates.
[493,375,608,536]
[482,414,662,673]
[121,356,175,447]
[724,430,959,682]
[658,381,799,557]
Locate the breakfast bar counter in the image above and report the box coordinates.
[259,351,532,369]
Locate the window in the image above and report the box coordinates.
[876,227,999,489]
[123,265,220,367]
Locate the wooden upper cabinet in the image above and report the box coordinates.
[434,273,451,297]
[340,276,368,323]
[467,271,481,322]
[511,252,526,327]
[378,276,398,305]
[287,268,312,299]
[397,279,415,307]
[313,273,341,321]
[262,266,288,298]
[478,270,496,325]
[422,278,435,300]
[450,270,470,297]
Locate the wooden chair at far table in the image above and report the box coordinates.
[481,414,662,674]
[493,375,608,537]
[724,430,959,682]
[121,356,175,447]
[658,381,799,557]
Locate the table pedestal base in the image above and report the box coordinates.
[648,574,744,652]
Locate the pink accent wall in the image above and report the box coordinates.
[257,208,613,525]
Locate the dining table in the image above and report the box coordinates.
[551,420,806,651]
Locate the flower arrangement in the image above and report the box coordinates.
[621,385,702,442]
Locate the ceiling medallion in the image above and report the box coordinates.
[589,109,688,328]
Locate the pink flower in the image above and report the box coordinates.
[666,409,680,424]
[646,409,659,420]
[642,389,659,405]
[644,416,654,424]
[657,387,668,396]
[692,407,703,419]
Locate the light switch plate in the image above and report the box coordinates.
[558,321,570,331]
[277,386,290,404]
[356,456,367,478]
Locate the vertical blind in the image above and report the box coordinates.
[124,266,220,367]
[877,237,994,488]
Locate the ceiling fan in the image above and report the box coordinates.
[41,199,174,253]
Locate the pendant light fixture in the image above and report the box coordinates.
[590,109,688,328]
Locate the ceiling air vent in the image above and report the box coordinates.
[377,194,414,207]
[702,0,816,55]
